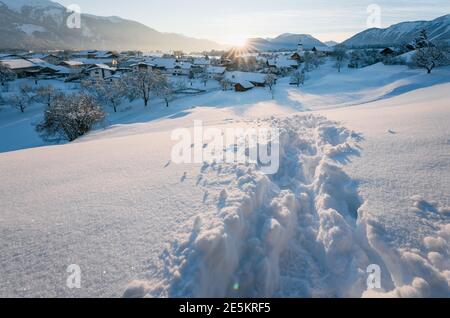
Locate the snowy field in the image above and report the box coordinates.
[0,62,449,297]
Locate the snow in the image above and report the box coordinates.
[0,61,449,297]
[0,0,63,12]
[0,59,36,70]
[17,24,47,36]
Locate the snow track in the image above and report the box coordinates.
[125,115,396,297]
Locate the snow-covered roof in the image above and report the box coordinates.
[207,66,226,74]
[0,59,37,70]
[225,71,266,84]
[267,55,298,68]
[28,58,70,73]
[74,58,114,65]
[175,62,193,70]
[236,80,255,89]
[150,58,177,69]
[61,60,84,67]
[87,64,115,71]
[192,58,211,66]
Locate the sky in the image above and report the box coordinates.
[55,0,450,44]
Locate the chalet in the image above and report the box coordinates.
[27,58,70,77]
[290,52,305,62]
[150,58,177,74]
[24,53,62,65]
[173,62,193,76]
[312,46,334,56]
[225,71,266,89]
[380,47,396,56]
[192,57,211,67]
[206,66,226,79]
[267,55,298,74]
[85,64,115,80]
[234,81,254,92]
[0,59,40,77]
[130,62,154,72]
[59,60,85,73]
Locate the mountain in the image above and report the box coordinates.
[324,41,339,47]
[0,0,223,52]
[343,14,450,48]
[246,33,326,51]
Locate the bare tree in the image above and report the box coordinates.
[199,68,209,87]
[265,73,277,98]
[9,84,34,113]
[35,85,57,107]
[92,79,126,113]
[333,46,348,73]
[36,93,105,142]
[154,73,174,107]
[220,78,233,91]
[0,64,16,88]
[412,46,447,74]
[290,70,306,87]
[126,70,158,107]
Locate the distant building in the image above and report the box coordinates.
[85,64,115,80]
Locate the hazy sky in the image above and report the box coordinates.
[55,0,450,44]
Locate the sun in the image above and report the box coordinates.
[226,35,248,48]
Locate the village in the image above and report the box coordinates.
[0,43,403,93]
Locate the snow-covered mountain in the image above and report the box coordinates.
[247,33,326,51]
[343,14,450,48]
[0,0,222,51]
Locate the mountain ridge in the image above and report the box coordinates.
[343,14,450,47]
[0,0,224,52]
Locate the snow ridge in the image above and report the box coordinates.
[125,115,385,297]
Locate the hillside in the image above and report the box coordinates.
[343,14,450,47]
[0,0,222,51]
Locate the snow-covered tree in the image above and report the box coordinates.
[126,70,158,107]
[35,85,57,107]
[199,68,209,87]
[290,69,306,87]
[265,73,277,99]
[333,46,348,73]
[154,73,174,107]
[414,29,432,49]
[0,64,16,88]
[9,84,34,113]
[220,78,233,91]
[412,46,447,74]
[92,80,126,113]
[36,93,105,142]
[303,51,321,72]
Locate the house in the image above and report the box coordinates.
[206,66,226,79]
[130,62,154,72]
[25,53,62,65]
[0,59,40,77]
[312,46,334,56]
[150,58,177,74]
[234,80,254,92]
[192,57,211,67]
[173,62,193,76]
[59,60,85,73]
[380,47,396,56]
[27,58,70,77]
[225,71,266,88]
[85,64,115,80]
[267,55,298,74]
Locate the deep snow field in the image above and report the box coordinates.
[0,62,449,298]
